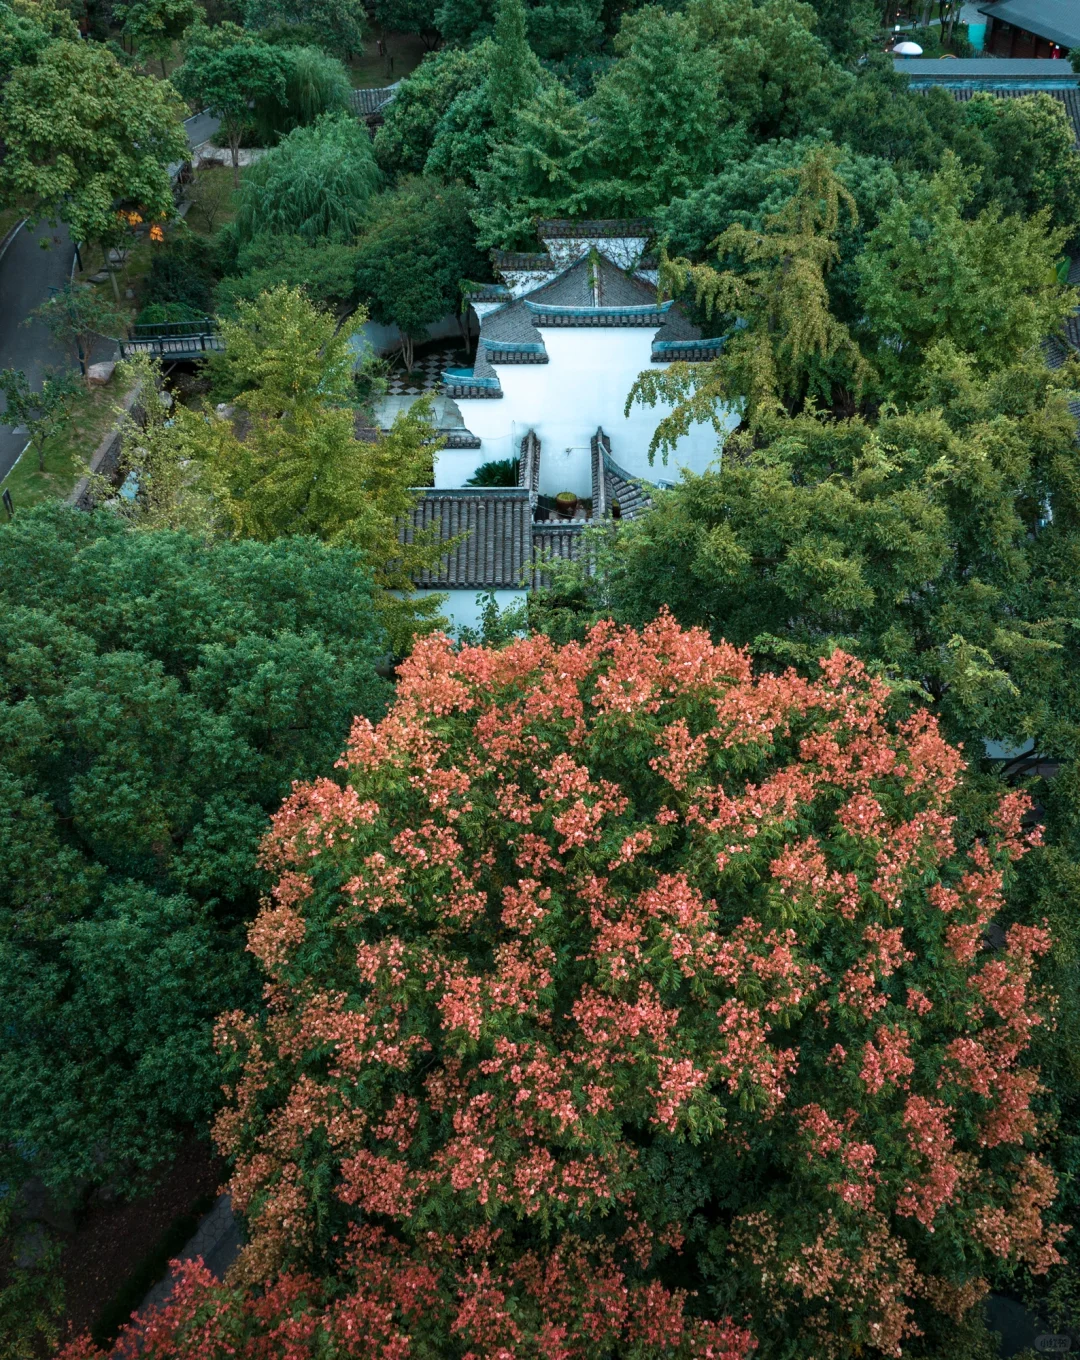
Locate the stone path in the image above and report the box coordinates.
[137,1194,243,1317]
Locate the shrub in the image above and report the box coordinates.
[215,234,360,315]
[142,231,218,314]
[134,300,206,327]
[66,616,1063,1359]
[465,455,519,486]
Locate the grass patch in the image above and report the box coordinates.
[1,382,126,512]
[183,164,246,236]
[348,31,427,86]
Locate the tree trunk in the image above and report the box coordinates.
[401,333,415,373]
[230,128,241,189]
[161,56,168,78]
[35,437,45,472]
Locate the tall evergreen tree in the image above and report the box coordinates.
[487,0,543,131]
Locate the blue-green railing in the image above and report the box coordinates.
[482,340,546,355]
[442,370,501,390]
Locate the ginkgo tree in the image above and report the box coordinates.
[64,614,1061,1360]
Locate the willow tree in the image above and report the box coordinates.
[234,110,381,244]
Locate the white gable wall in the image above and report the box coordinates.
[437,326,733,494]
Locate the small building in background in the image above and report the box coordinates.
[975,0,1080,58]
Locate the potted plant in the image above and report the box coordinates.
[555,491,578,518]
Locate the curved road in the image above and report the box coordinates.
[0,112,219,486]
[0,222,80,482]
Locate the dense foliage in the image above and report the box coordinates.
[353,177,488,370]
[0,506,389,1197]
[64,617,1058,1357]
[148,286,446,646]
[251,42,351,141]
[235,111,381,243]
[0,15,187,269]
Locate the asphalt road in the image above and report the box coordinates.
[0,221,80,484]
[0,111,221,487]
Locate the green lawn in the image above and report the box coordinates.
[0,382,126,511]
[348,31,428,87]
[182,163,246,237]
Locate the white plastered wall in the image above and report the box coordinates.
[438,327,733,495]
[417,588,527,636]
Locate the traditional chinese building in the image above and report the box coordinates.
[403,220,731,631]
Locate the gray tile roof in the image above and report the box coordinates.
[537,219,653,239]
[405,490,533,588]
[528,256,656,307]
[519,429,540,502]
[531,523,587,589]
[349,87,397,116]
[405,428,670,594]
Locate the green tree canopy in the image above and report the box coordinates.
[173,32,289,183]
[826,60,992,176]
[473,82,596,247]
[112,0,204,75]
[799,0,878,61]
[0,37,187,263]
[354,177,488,370]
[433,0,602,60]
[658,137,904,325]
[633,147,871,443]
[689,0,847,142]
[371,0,439,44]
[0,504,390,1198]
[372,42,490,177]
[216,233,360,315]
[235,111,381,244]
[177,286,446,647]
[0,0,76,85]
[586,5,739,214]
[580,347,1080,752]
[251,42,352,142]
[857,156,1075,391]
[244,0,367,57]
[960,90,1080,243]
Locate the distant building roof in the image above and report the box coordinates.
[895,58,1080,140]
[976,0,1080,48]
[892,56,1080,82]
[349,86,397,117]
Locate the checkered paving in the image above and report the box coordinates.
[386,347,467,395]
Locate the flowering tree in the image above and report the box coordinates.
[64,615,1062,1359]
